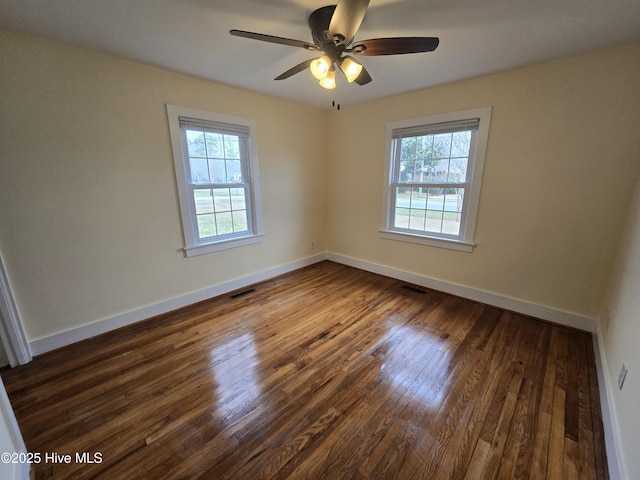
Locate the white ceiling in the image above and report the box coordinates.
[2,0,640,109]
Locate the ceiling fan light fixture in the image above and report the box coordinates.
[340,56,363,83]
[231,2,441,91]
[310,55,332,80]
[319,69,336,89]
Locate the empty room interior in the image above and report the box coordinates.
[0,0,639,478]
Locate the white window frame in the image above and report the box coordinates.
[166,104,263,257]
[381,107,492,252]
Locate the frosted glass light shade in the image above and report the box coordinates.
[318,69,336,89]
[310,56,332,80]
[340,57,363,83]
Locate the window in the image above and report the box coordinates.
[381,107,491,252]
[167,105,263,256]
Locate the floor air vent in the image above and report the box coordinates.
[401,285,427,294]
[230,288,256,299]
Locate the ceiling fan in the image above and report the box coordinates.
[229,0,439,90]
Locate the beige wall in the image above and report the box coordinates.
[326,42,640,319]
[599,176,640,479]
[0,30,328,341]
[1,28,639,345]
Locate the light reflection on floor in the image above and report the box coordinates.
[374,323,451,412]
[210,331,262,422]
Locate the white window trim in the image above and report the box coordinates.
[166,105,264,257]
[380,107,492,252]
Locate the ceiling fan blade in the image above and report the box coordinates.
[230,29,316,50]
[354,64,372,85]
[274,59,315,80]
[329,0,370,44]
[351,37,439,56]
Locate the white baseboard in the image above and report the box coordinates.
[29,251,597,356]
[327,252,596,333]
[28,253,328,356]
[593,331,625,479]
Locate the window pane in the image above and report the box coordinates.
[205,132,224,158]
[399,158,415,183]
[451,131,471,157]
[226,159,243,183]
[448,157,468,183]
[208,159,226,183]
[215,212,234,235]
[193,189,214,214]
[433,133,451,159]
[400,137,416,162]
[196,213,216,238]
[408,207,426,230]
[186,130,206,157]
[394,209,409,229]
[442,190,464,235]
[231,188,246,209]
[433,159,449,182]
[419,136,432,158]
[213,189,231,212]
[190,157,209,184]
[223,135,240,159]
[232,210,248,231]
[426,210,444,233]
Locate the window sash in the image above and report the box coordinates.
[182,129,249,186]
[391,134,477,184]
[189,184,253,242]
[390,185,469,239]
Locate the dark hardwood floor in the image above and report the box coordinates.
[2,261,608,479]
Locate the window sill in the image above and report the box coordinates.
[379,230,475,252]
[184,234,264,257]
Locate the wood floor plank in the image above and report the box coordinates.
[465,438,491,480]
[480,366,525,479]
[548,386,568,480]
[528,326,562,480]
[0,261,609,479]
[496,317,549,479]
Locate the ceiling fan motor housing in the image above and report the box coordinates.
[309,6,337,45]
